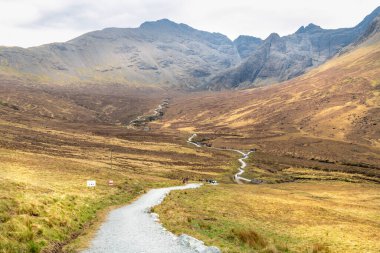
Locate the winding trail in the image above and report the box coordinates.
[187,134,254,184]
[83,132,253,252]
[83,183,219,253]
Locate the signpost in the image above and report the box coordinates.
[87,180,96,187]
[110,149,113,170]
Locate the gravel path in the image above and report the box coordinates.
[83,184,206,253]
[83,133,252,253]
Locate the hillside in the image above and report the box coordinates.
[0,19,240,89]
[142,24,380,253]
[158,29,380,180]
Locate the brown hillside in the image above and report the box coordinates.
[159,38,380,179]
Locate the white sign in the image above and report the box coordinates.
[87,180,96,187]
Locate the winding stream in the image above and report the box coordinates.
[187,133,254,184]
[128,99,169,128]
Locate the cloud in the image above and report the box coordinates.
[25,3,99,29]
[0,0,378,47]
[23,0,181,30]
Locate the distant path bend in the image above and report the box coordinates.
[187,134,254,184]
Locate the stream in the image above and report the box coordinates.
[187,133,254,184]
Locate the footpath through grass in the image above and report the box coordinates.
[156,181,380,253]
[0,148,174,253]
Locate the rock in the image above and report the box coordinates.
[201,246,221,253]
[177,234,221,253]
[233,35,263,59]
[250,178,263,184]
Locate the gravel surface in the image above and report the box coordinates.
[83,184,209,253]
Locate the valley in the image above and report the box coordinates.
[0,76,237,252]
[0,4,379,253]
[153,22,380,253]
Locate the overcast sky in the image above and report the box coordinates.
[0,0,379,47]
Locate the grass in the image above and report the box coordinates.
[0,114,234,252]
[0,148,175,253]
[155,182,380,253]
[241,151,380,184]
[0,75,240,252]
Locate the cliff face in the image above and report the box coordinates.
[207,7,380,89]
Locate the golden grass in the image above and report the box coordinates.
[0,147,176,253]
[159,41,380,172]
[156,182,380,253]
[1,36,379,253]
[0,114,236,252]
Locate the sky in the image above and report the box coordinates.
[0,0,379,48]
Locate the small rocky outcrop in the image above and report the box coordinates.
[177,234,221,253]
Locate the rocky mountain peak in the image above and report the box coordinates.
[355,15,380,45]
[355,6,380,30]
[139,19,192,32]
[265,33,281,42]
[234,35,262,43]
[296,23,322,34]
[233,35,263,59]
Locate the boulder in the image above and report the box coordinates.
[177,234,221,253]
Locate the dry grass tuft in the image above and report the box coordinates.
[232,228,268,249]
[311,243,330,253]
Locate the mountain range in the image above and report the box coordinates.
[0,6,379,90]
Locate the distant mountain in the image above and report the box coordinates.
[207,6,380,89]
[233,35,263,59]
[0,19,240,89]
[0,7,379,90]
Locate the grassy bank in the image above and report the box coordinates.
[156,182,380,253]
[241,151,380,184]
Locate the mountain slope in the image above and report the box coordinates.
[233,35,263,59]
[159,28,380,177]
[0,19,240,88]
[207,6,380,89]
